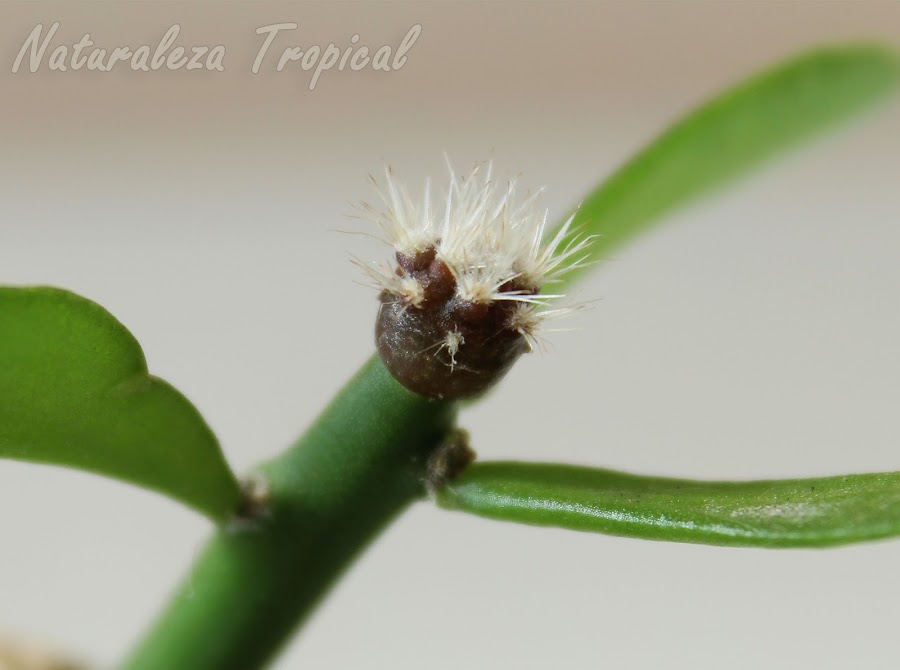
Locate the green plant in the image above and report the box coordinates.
[1,43,898,669]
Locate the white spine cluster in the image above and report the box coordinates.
[355,160,593,347]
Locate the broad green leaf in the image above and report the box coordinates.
[437,462,900,548]
[557,44,900,286]
[0,286,240,520]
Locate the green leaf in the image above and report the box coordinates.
[437,462,900,548]
[557,43,900,286]
[0,286,240,520]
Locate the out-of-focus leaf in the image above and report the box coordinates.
[557,44,900,286]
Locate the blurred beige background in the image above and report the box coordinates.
[2,1,900,668]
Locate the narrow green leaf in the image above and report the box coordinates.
[437,462,900,548]
[0,286,240,520]
[557,43,900,286]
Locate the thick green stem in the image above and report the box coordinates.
[123,355,456,670]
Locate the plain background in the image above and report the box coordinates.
[2,2,900,668]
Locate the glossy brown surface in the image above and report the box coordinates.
[376,248,529,400]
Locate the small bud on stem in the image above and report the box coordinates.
[356,160,593,400]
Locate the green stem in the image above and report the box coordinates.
[123,355,456,670]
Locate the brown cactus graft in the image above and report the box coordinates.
[357,161,593,402]
[376,246,531,400]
